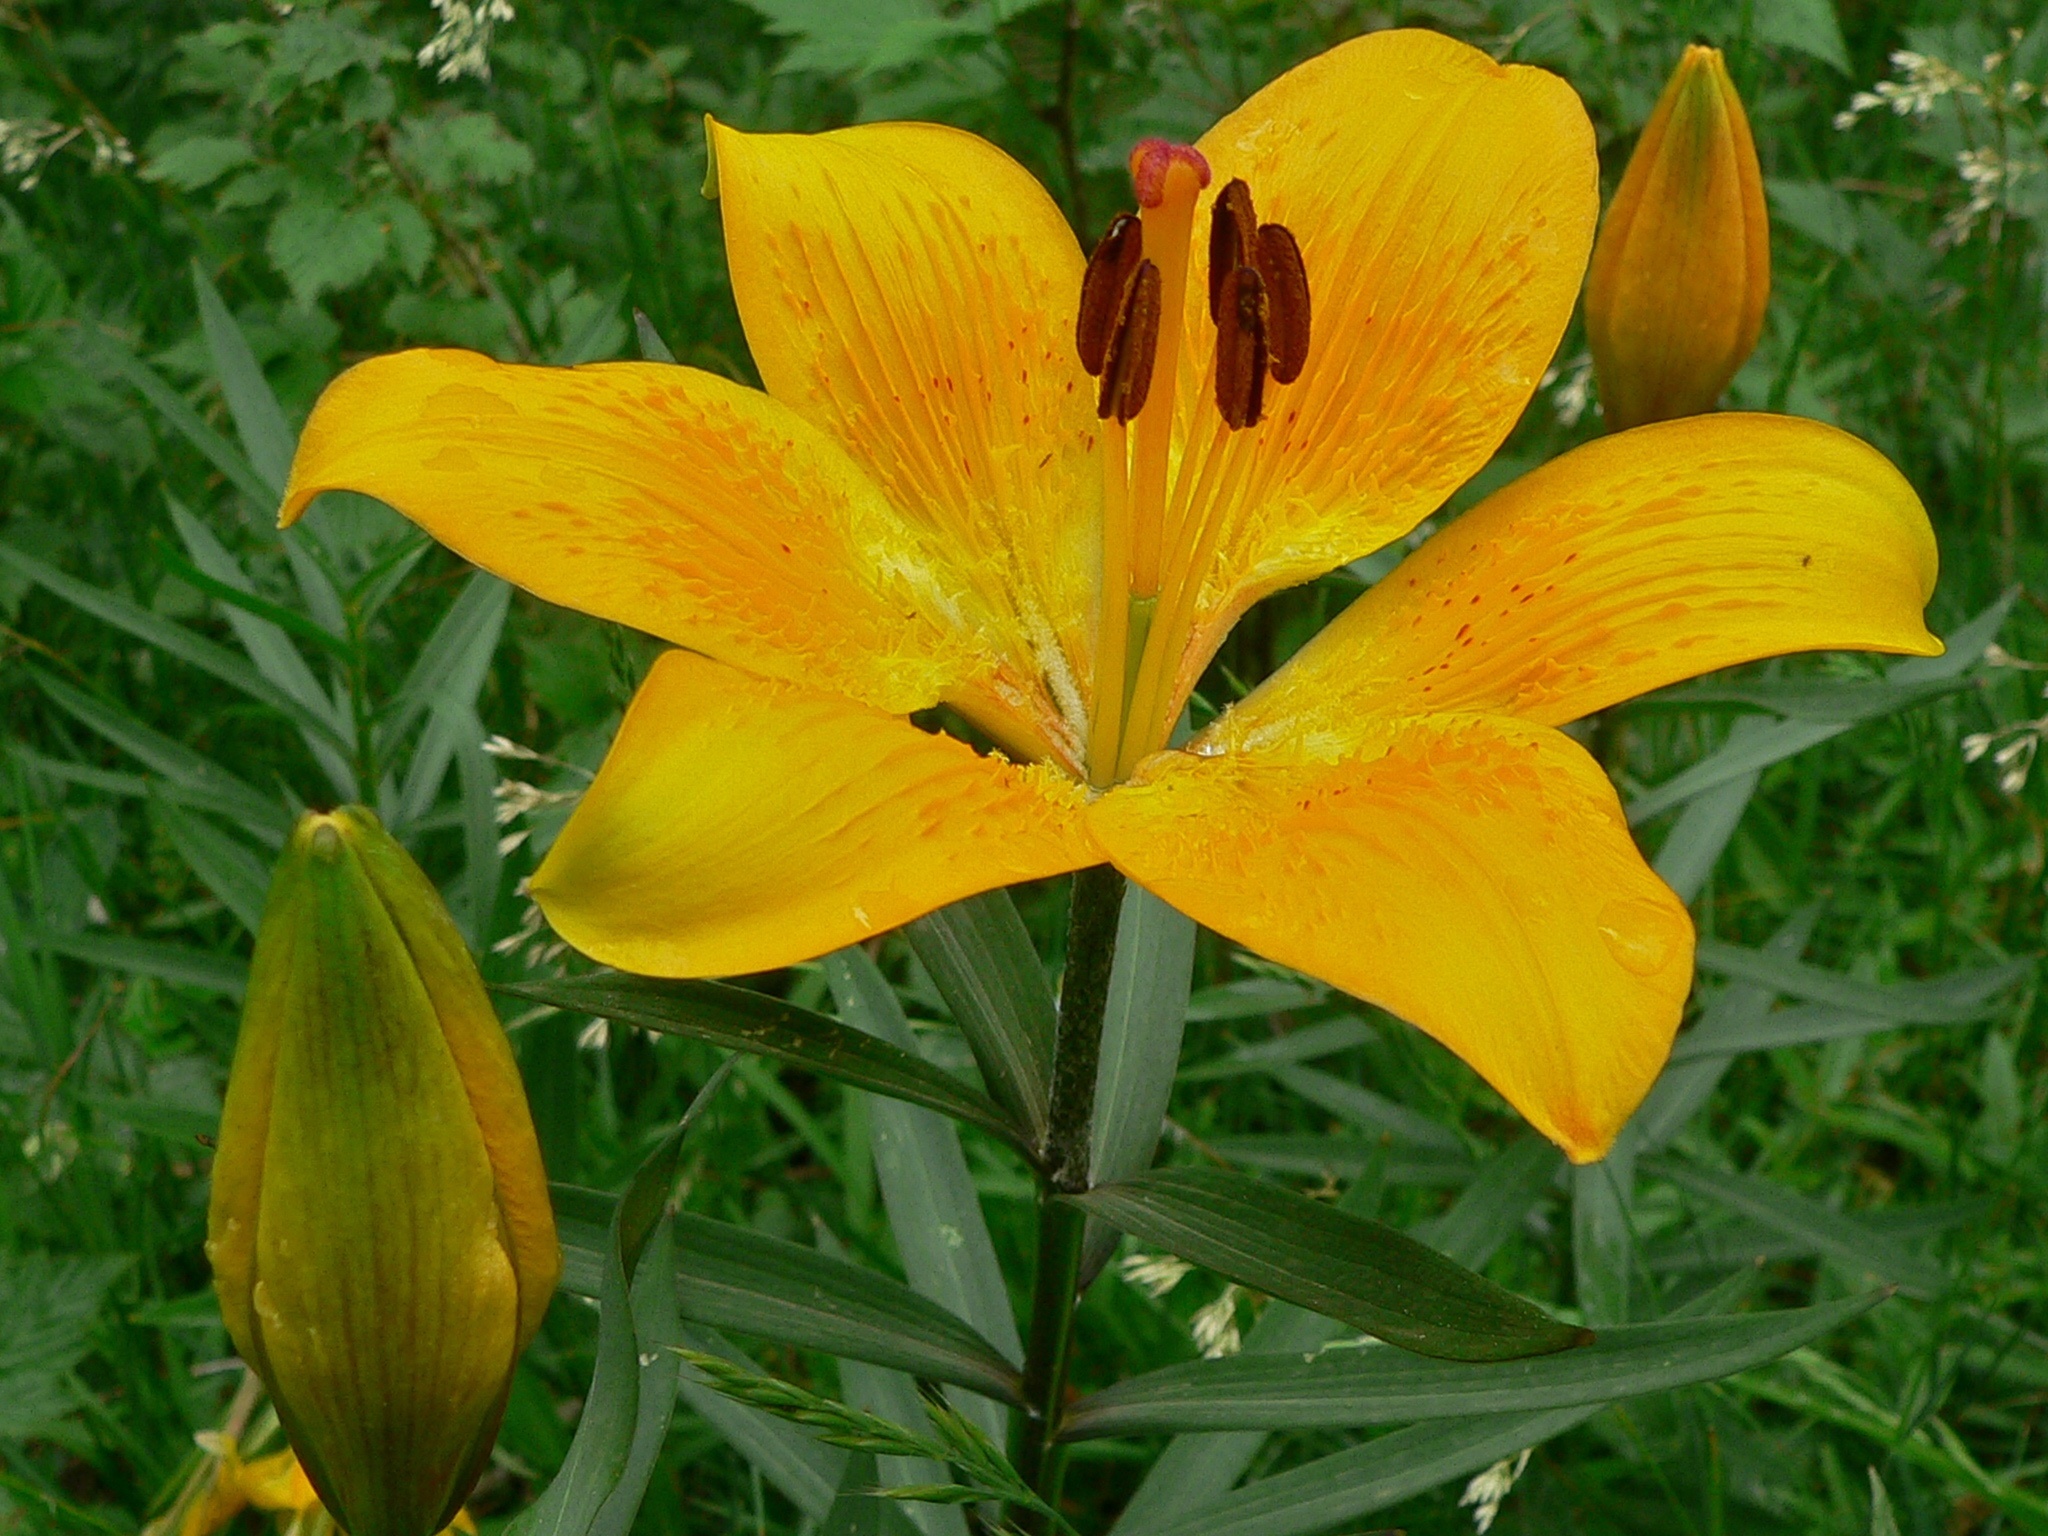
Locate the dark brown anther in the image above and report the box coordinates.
[1098,259,1163,423]
[1213,265,1269,430]
[1207,179,1258,323]
[1256,223,1311,384]
[1077,213,1145,377]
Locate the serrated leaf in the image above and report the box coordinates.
[266,197,387,307]
[503,972,1032,1156]
[1071,1168,1587,1362]
[142,134,256,191]
[1062,1292,1884,1438]
[1759,0,1850,72]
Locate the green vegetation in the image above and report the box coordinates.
[4,2,2048,1533]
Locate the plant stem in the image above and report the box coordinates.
[1013,862,1126,1521]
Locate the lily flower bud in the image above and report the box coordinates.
[207,808,559,1536]
[1584,44,1769,430]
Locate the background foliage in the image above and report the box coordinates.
[4,0,2048,1532]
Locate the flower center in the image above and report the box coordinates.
[1074,139,1313,785]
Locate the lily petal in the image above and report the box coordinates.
[1215,413,1941,753]
[1147,30,1597,728]
[534,651,1098,978]
[710,118,1105,768]
[281,348,1007,726]
[1092,716,1693,1161]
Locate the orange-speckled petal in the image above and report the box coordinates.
[1123,29,1598,748]
[280,348,1037,737]
[1214,413,1940,751]
[534,650,1099,978]
[1091,715,1692,1162]
[710,118,1105,770]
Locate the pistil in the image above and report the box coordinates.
[1125,140,1211,600]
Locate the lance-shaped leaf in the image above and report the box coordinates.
[1062,1291,1882,1438]
[500,973,1032,1157]
[1115,1406,1598,1536]
[553,1190,1024,1405]
[1068,1167,1587,1361]
[507,1067,727,1536]
[903,889,1056,1150]
[1692,943,2027,1024]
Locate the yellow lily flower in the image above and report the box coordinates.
[278,30,1937,1161]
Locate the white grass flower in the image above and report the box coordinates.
[1190,1284,1242,1358]
[1459,1447,1533,1533]
[418,0,515,83]
[1118,1251,1192,1298]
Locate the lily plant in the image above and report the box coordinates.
[274,26,1938,1527]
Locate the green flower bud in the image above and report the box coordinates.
[207,808,559,1536]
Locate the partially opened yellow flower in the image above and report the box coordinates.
[279,30,1937,1161]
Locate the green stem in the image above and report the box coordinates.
[1013,863,1126,1520]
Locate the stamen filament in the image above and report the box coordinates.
[1085,419,1132,788]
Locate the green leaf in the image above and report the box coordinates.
[502,972,1032,1157]
[151,795,270,935]
[1691,942,2027,1024]
[633,309,677,363]
[1629,595,2013,823]
[826,947,1022,1451]
[1651,723,1762,903]
[1632,908,1822,1152]
[265,197,387,307]
[73,328,276,513]
[507,1068,727,1536]
[165,498,354,785]
[552,1191,1024,1406]
[1645,1157,1946,1294]
[819,1453,923,1536]
[1081,885,1197,1284]
[675,1325,846,1521]
[1766,179,1861,258]
[190,260,293,493]
[0,1252,133,1439]
[1868,1468,1901,1536]
[904,889,1056,1149]
[1267,1065,1468,1154]
[141,134,257,191]
[1758,0,1850,72]
[0,543,348,753]
[30,930,245,997]
[1116,1407,1596,1536]
[1201,1134,1474,1188]
[1185,976,1325,1022]
[1069,1167,1588,1362]
[1179,1017,1376,1083]
[1115,1140,1574,1533]
[1090,883,1197,1185]
[30,670,290,842]
[377,570,512,758]
[1062,1292,1884,1439]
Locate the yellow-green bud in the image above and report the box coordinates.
[1584,44,1770,431]
[207,808,559,1536]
